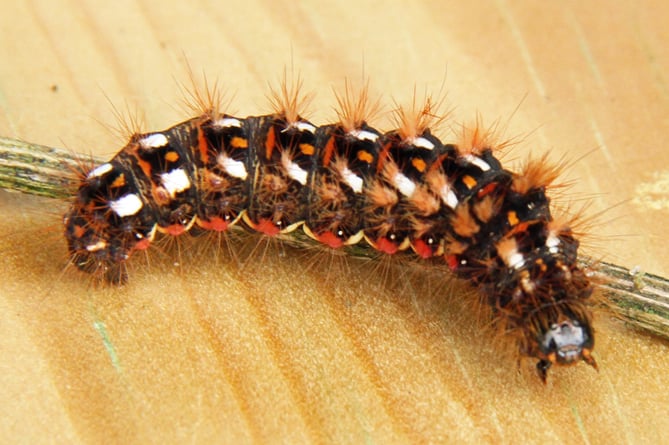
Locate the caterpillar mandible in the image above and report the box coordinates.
[63,79,597,382]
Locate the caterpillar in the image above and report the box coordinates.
[62,80,597,382]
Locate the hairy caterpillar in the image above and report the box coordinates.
[63,80,597,382]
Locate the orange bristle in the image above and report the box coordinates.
[333,78,381,132]
[391,87,449,142]
[267,68,313,124]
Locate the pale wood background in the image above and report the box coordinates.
[1,0,668,443]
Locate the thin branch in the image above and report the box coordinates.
[594,262,669,339]
[0,136,86,199]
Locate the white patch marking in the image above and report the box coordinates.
[349,129,379,142]
[462,154,491,171]
[341,167,363,193]
[160,168,191,198]
[393,172,416,197]
[110,194,143,217]
[87,163,113,179]
[139,133,169,149]
[283,159,308,185]
[213,117,242,128]
[499,240,525,270]
[85,240,107,252]
[439,184,459,209]
[507,251,526,269]
[217,154,248,179]
[546,232,561,254]
[413,137,435,150]
[284,121,316,134]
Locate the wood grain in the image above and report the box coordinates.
[1,0,668,443]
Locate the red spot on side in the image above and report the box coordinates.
[477,181,498,198]
[137,158,152,177]
[73,224,86,238]
[376,142,392,174]
[375,237,399,255]
[198,127,210,163]
[265,126,276,160]
[134,239,151,251]
[165,224,187,236]
[198,217,229,232]
[317,231,343,249]
[508,221,530,236]
[253,218,281,236]
[446,254,459,271]
[322,136,336,166]
[412,239,433,259]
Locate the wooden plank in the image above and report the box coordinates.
[1,0,667,442]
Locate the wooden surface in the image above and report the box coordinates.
[1,1,668,443]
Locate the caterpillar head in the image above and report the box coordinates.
[492,235,598,382]
[528,259,598,382]
[534,310,597,382]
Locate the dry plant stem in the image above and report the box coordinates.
[0,136,83,199]
[595,262,669,339]
[1,135,668,343]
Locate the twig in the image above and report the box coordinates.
[0,136,82,199]
[594,262,669,339]
[1,135,668,342]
